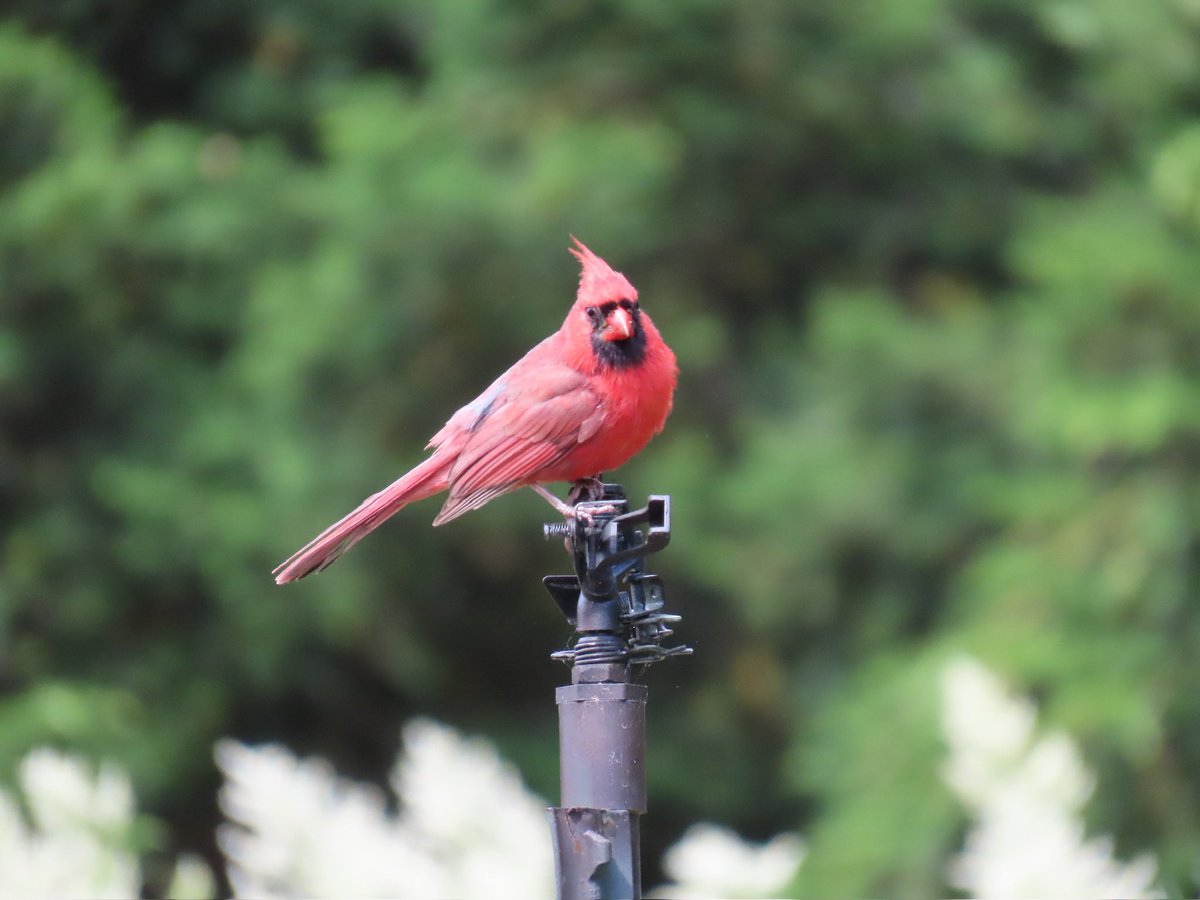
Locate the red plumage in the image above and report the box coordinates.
[273,239,677,583]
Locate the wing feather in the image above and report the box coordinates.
[441,362,602,508]
[433,482,519,526]
[451,434,543,490]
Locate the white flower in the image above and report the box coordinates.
[217,718,553,899]
[216,740,443,898]
[391,718,554,898]
[216,718,808,900]
[0,747,211,899]
[940,655,1162,900]
[0,749,138,897]
[19,748,135,837]
[940,656,1039,808]
[657,823,805,899]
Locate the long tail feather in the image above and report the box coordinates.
[273,455,450,583]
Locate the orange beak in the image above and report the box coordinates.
[604,307,634,341]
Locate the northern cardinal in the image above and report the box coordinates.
[273,238,677,583]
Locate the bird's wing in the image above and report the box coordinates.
[432,363,602,524]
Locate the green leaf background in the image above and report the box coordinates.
[1,0,1199,893]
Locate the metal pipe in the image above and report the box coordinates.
[549,667,646,899]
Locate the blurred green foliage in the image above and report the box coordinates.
[2,0,1200,894]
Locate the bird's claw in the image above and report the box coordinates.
[565,502,620,527]
[532,482,621,537]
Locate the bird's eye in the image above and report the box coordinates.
[585,306,602,324]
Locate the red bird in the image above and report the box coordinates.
[273,239,677,583]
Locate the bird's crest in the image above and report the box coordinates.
[569,237,638,304]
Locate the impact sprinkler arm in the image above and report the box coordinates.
[542,483,691,900]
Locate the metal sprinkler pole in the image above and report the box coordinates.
[542,484,691,900]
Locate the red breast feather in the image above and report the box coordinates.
[545,307,676,480]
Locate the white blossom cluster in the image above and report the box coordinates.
[656,823,805,898]
[0,748,211,898]
[940,655,1162,900]
[0,665,1167,900]
[217,718,553,898]
[216,718,803,899]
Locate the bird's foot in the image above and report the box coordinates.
[570,503,620,525]
[531,481,618,526]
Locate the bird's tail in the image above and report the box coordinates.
[273,454,451,584]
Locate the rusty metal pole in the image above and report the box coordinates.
[542,485,689,900]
